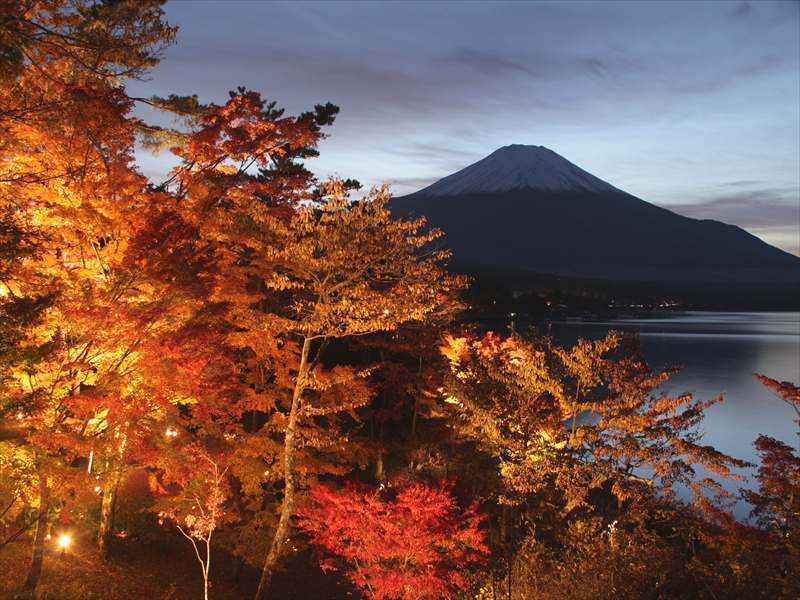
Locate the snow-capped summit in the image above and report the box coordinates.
[417,144,619,196]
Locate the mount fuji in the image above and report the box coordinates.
[392,145,799,288]
[412,144,619,196]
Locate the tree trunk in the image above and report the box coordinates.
[375,424,385,482]
[410,355,422,438]
[23,474,49,593]
[98,435,127,559]
[500,505,514,600]
[97,473,119,558]
[375,451,384,482]
[410,396,419,438]
[203,537,211,600]
[254,336,311,600]
[229,558,243,583]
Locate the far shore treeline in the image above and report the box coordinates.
[1,2,798,599]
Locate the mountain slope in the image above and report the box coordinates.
[392,145,800,285]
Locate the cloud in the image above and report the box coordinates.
[128,0,798,254]
[444,49,535,77]
[384,176,439,194]
[661,187,800,255]
[381,143,479,165]
[731,1,753,19]
[719,180,763,188]
[748,226,800,256]
[663,188,799,228]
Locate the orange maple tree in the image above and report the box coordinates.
[0,0,216,588]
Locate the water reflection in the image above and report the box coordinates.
[534,311,800,519]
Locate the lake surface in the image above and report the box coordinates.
[533,312,800,519]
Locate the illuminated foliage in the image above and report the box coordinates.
[131,69,467,596]
[440,331,747,512]
[0,0,204,587]
[159,449,229,600]
[754,374,800,431]
[744,434,800,531]
[297,481,489,600]
[737,375,800,596]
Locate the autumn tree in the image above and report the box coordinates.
[744,435,800,533]
[245,186,464,598]
[737,375,800,596]
[297,481,489,599]
[340,304,465,484]
[159,449,229,600]
[439,331,747,594]
[0,206,53,547]
[441,331,744,508]
[749,376,800,532]
[505,517,690,600]
[754,374,800,432]
[0,0,221,587]
[160,84,465,596]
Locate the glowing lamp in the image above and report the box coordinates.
[57,533,72,550]
[165,427,178,438]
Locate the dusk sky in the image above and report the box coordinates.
[131,0,800,255]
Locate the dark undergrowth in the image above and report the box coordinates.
[0,531,353,600]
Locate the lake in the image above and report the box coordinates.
[532,311,800,519]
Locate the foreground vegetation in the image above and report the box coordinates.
[1,1,798,598]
